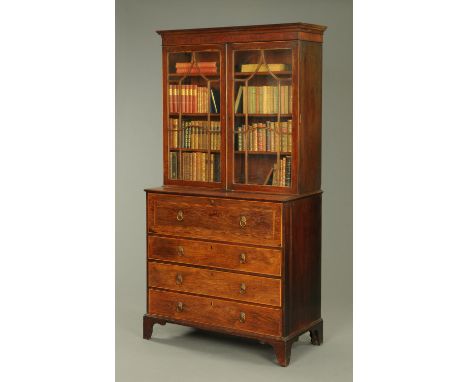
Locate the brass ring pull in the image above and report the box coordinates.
[176,302,184,312]
[176,273,183,285]
[239,215,247,228]
[239,253,246,264]
[239,312,246,323]
[240,282,246,294]
[177,246,184,256]
[176,210,184,221]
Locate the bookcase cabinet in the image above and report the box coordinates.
[144,23,326,366]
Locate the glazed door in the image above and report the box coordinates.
[227,41,298,193]
[163,44,226,187]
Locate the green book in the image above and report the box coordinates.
[234,86,243,113]
[170,152,178,179]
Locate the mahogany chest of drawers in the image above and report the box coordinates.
[143,187,323,366]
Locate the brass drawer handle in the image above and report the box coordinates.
[239,312,246,323]
[240,282,246,294]
[239,253,246,264]
[177,246,184,256]
[239,215,247,228]
[176,302,184,312]
[176,273,183,285]
[176,210,184,221]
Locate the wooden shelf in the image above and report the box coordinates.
[169,113,220,117]
[169,73,219,78]
[235,151,291,155]
[170,148,220,153]
[235,114,292,118]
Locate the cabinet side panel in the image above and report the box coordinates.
[298,41,322,193]
[286,194,322,334]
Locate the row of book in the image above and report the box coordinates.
[234,85,292,114]
[169,152,220,182]
[169,119,221,150]
[235,121,292,152]
[175,61,217,74]
[271,156,292,187]
[169,85,220,113]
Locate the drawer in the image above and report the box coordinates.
[148,236,282,276]
[148,262,281,307]
[147,193,282,247]
[148,289,281,336]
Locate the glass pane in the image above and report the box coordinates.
[167,50,221,183]
[233,48,293,187]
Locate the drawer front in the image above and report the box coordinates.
[148,289,281,336]
[148,262,281,307]
[147,193,282,247]
[148,236,282,276]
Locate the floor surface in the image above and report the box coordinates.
[116,299,352,381]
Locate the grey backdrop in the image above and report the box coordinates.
[116,0,352,380]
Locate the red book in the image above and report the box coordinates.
[176,68,217,74]
[188,85,193,113]
[196,62,217,67]
[181,84,184,113]
[192,85,197,113]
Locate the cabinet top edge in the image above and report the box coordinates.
[144,186,322,202]
[156,22,327,37]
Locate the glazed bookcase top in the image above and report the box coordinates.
[159,23,325,195]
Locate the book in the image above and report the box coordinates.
[240,63,290,72]
[175,61,217,74]
[176,62,216,67]
[210,88,220,113]
[234,86,243,113]
[285,156,291,187]
[170,152,178,179]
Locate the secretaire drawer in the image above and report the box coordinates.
[148,289,281,337]
[148,236,282,276]
[148,262,281,307]
[147,193,282,247]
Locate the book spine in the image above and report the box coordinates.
[193,85,197,113]
[202,152,207,181]
[281,158,285,186]
[274,86,278,114]
[180,85,185,113]
[286,156,291,187]
[186,85,190,113]
[190,85,194,113]
[169,85,173,113]
[242,86,247,114]
[182,153,186,180]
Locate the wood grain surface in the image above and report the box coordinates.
[148,288,282,336]
[148,235,282,276]
[148,262,281,306]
